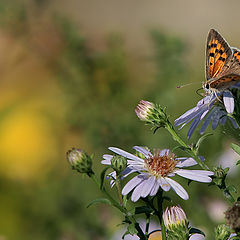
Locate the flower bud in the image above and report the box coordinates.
[163,206,188,240]
[135,100,155,121]
[212,166,228,187]
[225,201,240,233]
[214,224,231,240]
[66,148,93,176]
[135,100,170,129]
[111,155,127,173]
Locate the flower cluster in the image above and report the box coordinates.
[102,146,213,202]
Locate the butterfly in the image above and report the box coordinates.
[204,29,240,94]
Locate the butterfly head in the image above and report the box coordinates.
[202,80,213,94]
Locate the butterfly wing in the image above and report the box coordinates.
[206,29,233,80]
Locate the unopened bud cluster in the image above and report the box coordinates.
[212,166,228,188]
[67,148,94,176]
[214,224,231,240]
[135,100,170,129]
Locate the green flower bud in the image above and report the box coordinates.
[111,155,127,174]
[66,148,93,176]
[212,166,228,188]
[215,224,231,240]
[163,206,189,240]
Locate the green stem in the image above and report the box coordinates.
[157,191,167,240]
[115,172,123,206]
[91,174,147,239]
[145,214,150,235]
[164,123,236,203]
[161,219,167,240]
[165,123,208,170]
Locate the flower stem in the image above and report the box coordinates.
[91,174,147,239]
[157,191,167,240]
[91,174,123,212]
[115,172,124,206]
[165,123,208,170]
[165,123,236,203]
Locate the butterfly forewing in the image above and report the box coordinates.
[206,29,232,80]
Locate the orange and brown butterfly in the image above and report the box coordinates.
[204,29,240,93]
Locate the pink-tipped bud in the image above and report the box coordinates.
[163,206,188,231]
[135,100,154,121]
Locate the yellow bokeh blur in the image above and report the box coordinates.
[0,105,58,180]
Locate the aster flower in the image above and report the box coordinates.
[103,146,214,202]
[175,92,238,139]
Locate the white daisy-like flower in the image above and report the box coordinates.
[102,146,214,202]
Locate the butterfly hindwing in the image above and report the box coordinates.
[206,29,232,80]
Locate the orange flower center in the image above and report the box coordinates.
[144,150,177,177]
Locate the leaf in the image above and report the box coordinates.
[231,143,240,156]
[230,236,240,240]
[127,223,138,235]
[87,198,112,208]
[227,185,237,193]
[236,160,240,166]
[189,227,205,236]
[195,133,213,151]
[100,166,111,190]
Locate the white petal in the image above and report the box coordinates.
[189,234,205,240]
[158,178,171,191]
[122,174,146,195]
[165,177,189,200]
[223,91,234,114]
[101,159,111,165]
[131,181,145,202]
[133,146,152,158]
[175,157,197,167]
[149,180,160,196]
[175,169,213,183]
[140,176,156,198]
[109,147,144,162]
[102,154,113,160]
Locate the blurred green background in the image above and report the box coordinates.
[0,0,240,239]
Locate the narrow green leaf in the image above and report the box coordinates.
[236,160,240,166]
[227,185,237,193]
[189,227,205,236]
[87,198,112,208]
[231,143,240,156]
[195,133,213,151]
[100,166,111,190]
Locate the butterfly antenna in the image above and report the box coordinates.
[177,82,201,89]
[196,87,203,96]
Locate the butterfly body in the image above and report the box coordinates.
[204,29,240,93]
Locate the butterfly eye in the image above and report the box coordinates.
[205,83,210,90]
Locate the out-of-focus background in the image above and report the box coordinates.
[0,0,240,239]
